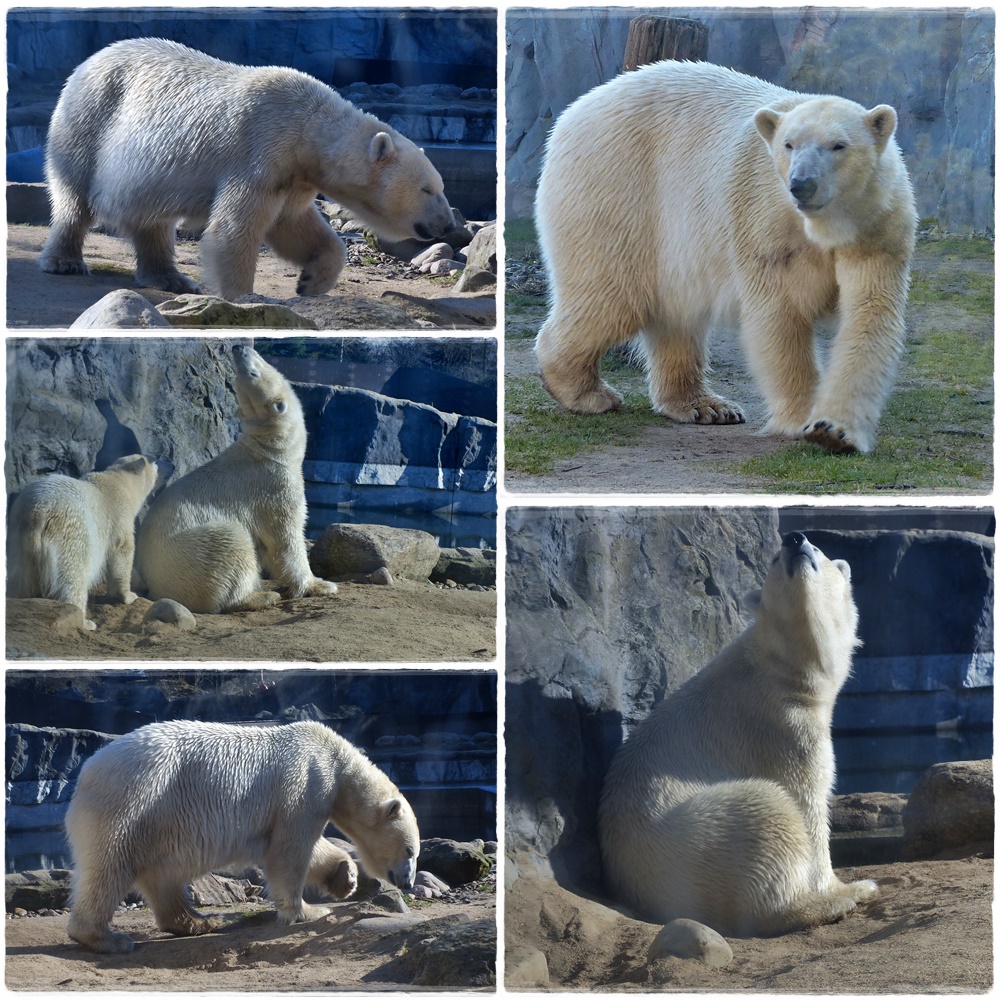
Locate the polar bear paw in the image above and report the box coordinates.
[540,372,623,414]
[40,254,90,276]
[802,419,861,454]
[303,577,339,598]
[845,878,879,902]
[655,393,745,425]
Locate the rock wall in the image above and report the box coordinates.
[5,338,496,519]
[505,7,995,233]
[505,509,994,894]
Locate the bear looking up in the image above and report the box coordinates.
[40,38,455,300]
[65,720,420,953]
[134,344,337,614]
[599,532,876,936]
[535,61,916,454]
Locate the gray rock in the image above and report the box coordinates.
[310,523,441,581]
[143,599,196,630]
[348,914,427,936]
[412,242,454,269]
[831,792,908,834]
[388,916,495,988]
[365,566,394,586]
[506,944,550,987]
[648,918,733,968]
[432,548,496,586]
[903,759,994,859]
[70,289,172,329]
[453,266,497,293]
[372,887,410,913]
[459,223,496,274]
[157,294,317,329]
[414,870,450,896]
[428,259,463,275]
[5,869,73,912]
[417,838,492,884]
[189,874,249,906]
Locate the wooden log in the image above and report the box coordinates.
[623,15,709,71]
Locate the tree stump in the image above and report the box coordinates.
[623,15,709,71]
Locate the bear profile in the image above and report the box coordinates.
[598,532,877,936]
[535,61,917,454]
[65,719,420,953]
[135,344,337,614]
[40,38,455,300]
[7,454,170,630]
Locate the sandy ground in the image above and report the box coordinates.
[6,225,496,329]
[5,582,496,662]
[506,855,993,993]
[5,893,496,992]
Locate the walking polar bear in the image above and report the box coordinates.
[536,61,917,454]
[40,38,455,299]
[7,455,170,630]
[135,344,337,614]
[599,532,877,936]
[65,720,420,953]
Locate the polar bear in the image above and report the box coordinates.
[598,532,877,936]
[535,61,917,454]
[65,719,420,953]
[40,37,455,300]
[7,455,170,630]
[135,344,336,614]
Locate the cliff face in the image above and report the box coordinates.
[506,7,994,233]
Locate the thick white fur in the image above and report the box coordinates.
[65,719,420,953]
[598,533,878,936]
[7,455,164,630]
[535,61,916,454]
[135,345,336,614]
[40,37,454,299]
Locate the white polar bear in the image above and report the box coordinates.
[65,719,420,953]
[7,455,170,630]
[535,61,917,454]
[134,344,337,614]
[598,532,877,936]
[40,38,455,300]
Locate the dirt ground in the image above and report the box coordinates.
[6,224,496,330]
[504,245,993,494]
[5,892,496,991]
[506,855,993,993]
[5,582,496,662]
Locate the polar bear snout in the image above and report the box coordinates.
[780,531,819,574]
[412,196,455,242]
[388,858,417,892]
[789,173,818,208]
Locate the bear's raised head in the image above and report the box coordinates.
[754,96,899,246]
[100,454,172,499]
[328,128,455,244]
[349,794,421,892]
[745,532,859,683]
[230,345,306,454]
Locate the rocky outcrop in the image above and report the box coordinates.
[311,524,442,581]
[902,759,994,859]
[505,8,994,233]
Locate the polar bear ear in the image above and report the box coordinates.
[370,132,396,163]
[864,105,897,153]
[381,797,405,821]
[753,108,782,144]
[832,559,852,581]
[742,589,763,616]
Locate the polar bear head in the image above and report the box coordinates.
[230,345,306,455]
[100,454,172,502]
[744,532,860,680]
[754,96,898,244]
[324,127,455,244]
[348,794,421,891]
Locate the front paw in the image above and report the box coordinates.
[306,578,338,597]
[802,418,864,454]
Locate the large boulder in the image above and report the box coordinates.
[310,523,442,580]
[902,759,994,859]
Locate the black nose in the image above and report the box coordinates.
[232,345,248,357]
[789,177,817,202]
[782,531,808,551]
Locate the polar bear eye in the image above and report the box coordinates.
[783,141,793,150]
[831,142,847,152]
[421,186,433,195]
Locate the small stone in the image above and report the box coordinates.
[428,258,464,275]
[144,599,197,630]
[506,945,549,987]
[366,566,393,586]
[411,242,454,268]
[648,918,733,968]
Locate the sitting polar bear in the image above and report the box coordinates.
[40,37,455,300]
[135,344,337,614]
[65,719,421,953]
[6,455,170,630]
[535,61,917,454]
[599,532,877,936]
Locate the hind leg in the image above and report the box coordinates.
[265,201,347,296]
[263,830,333,924]
[131,220,202,293]
[535,295,637,413]
[756,878,879,936]
[641,325,745,424]
[39,176,93,276]
[135,871,221,937]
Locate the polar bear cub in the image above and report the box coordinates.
[7,455,169,630]
[40,38,455,299]
[599,532,877,936]
[65,720,420,953]
[535,61,916,453]
[135,345,336,614]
